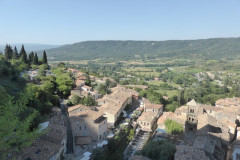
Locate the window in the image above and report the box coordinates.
[147,123,149,125]
[188,117,191,121]
[79,126,81,130]
[190,109,194,113]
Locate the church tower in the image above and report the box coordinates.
[185,99,198,132]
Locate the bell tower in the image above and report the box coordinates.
[185,99,198,132]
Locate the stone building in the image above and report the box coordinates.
[185,99,199,132]
[69,105,108,146]
[97,86,139,125]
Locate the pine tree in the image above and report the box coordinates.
[42,50,47,64]
[28,52,34,64]
[20,45,27,63]
[12,46,19,59]
[4,44,13,60]
[33,53,38,65]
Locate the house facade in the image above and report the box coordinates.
[69,105,108,145]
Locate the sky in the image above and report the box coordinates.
[0,0,240,45]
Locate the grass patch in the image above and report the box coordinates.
[156,89,179,97]
[148,80,180,88]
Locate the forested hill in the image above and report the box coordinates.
[45,37,240,61]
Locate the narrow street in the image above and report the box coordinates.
[60,99,74,154]
[123,130,149,160]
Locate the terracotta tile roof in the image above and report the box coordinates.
[170,115,186,125]
[174,106,188,115]
[215,97,240,107]
[17,113,66,160]
[78,75,87,80]
[137,111,158,122]
[81,90,90,97]
[145,102,163,110]
[69,105,103,121]
[68,104,92,114]
[82,85,92,90]
[221,118,237,129]
[202,105,221,112]
[157,112,175,124]
[175,145,210,160]
[75,79,85,86]
[97,86,138,115]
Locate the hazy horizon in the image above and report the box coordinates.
[1,36,240,46]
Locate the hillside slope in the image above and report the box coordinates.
[44,38,240,61]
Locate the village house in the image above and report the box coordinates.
[137,111,158,131]
[202,105,221,117]
[17,107,67,160]
[97,86,139,125]
[81,85,92,92]
[78,75,87,81]
[89,75,96,81]
[75,79,85,89]
[68,105,108,146]
[143,99,163,117]
[137,100,163,131]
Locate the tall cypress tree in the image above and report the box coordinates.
[42,50,47,64]
[12,46,19,59]
[4,44,9,59]
[20,45,27,63]
[4,44,13,60]
[33,53,38,65]
[28,52,34,64]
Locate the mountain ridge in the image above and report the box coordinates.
[36,37,240,60]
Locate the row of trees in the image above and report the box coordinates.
[3,44,47,65]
